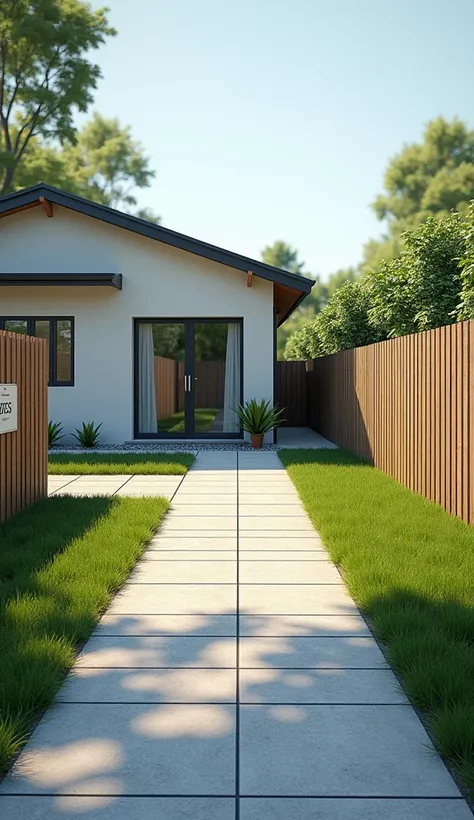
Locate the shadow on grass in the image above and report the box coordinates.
[0,496,115,604]
[0,495,166,773]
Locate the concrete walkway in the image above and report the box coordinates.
[1,452,471,818]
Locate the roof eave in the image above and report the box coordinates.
[0,184,313,297]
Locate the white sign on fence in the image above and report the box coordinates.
[0,384,18,434]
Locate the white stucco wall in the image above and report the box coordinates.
[0,206,275,444]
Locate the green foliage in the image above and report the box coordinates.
[72,421,102,448]
[14,114,159,218]
[234,399,286,434]
[0,0,115,193]
[262,238,360,359]
[285,281,379,360]
[48,420,64,448]
[367,213,466,337]
[363,118,474,271]
[458,203,474,320]
[261,240,304,274]
[48,452,194,474]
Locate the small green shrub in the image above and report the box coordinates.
[234,398,286,434]
[72,421,102,448]
[48,421,64,448]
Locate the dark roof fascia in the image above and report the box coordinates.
[0,184,313,295]
[0,272,122,289]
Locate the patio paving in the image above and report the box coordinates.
[48,473,183,499]
[2,451,471,819]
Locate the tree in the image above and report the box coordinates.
[367,213,466,337]
[62,113,156,212]
[363,118,474,271]
[285,281,380,360]
[14,114,160,219]
[0,0,115,193]
[261,240,304,273]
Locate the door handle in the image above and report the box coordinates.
[184,375,192,392]
[188,375,192,392]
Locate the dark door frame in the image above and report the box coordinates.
[133,317,244,439]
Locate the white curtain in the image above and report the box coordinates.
[223,323,241,433]
[139,324,157,434]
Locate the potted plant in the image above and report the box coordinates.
[234,399,286,449]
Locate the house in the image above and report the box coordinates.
[0,184,313,444]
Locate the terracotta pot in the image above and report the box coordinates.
[251,433,264,449]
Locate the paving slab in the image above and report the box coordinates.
[239,560,341,584]
[239,614,370,637]
[239,637,388,669]
[174,493,239,503]
[239,517,314,531]
[239,704,460,796]
[76,636,236,668]
[0,797,237,820]
[97,614,237,637]
[148,536,237,550]
[239,504,304,516]
[58,667,236,703]
[239,531,323,540]
[239,551,329,561]
[239,584,359,615]
[160,517,237,531]
[240,798,472,819]
[143,550,237,561]
[239,493,301,504]
[1,703,235,796]
[108,584,237,615]
[130,559,236,583]
[240,668,407,704]
[239,537,325,550]
[170,504,236,515]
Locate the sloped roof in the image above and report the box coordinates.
[0,183,313,323]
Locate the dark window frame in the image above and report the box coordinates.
[0,316,74,386]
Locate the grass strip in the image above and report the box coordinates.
[48,451,195,475]
[0,494,168,773]
[279,448,474,795]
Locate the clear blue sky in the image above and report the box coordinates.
[86,0,474,279]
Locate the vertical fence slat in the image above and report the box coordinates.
[0,330,47,522]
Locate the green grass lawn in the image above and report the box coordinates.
[0,495,168,773]
[158,407,218,433]
[279,448,474,795]
[48,452,195,474]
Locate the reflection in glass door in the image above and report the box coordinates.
[135,319,242,438]
[137,322,187,436]
[193,322,242,435]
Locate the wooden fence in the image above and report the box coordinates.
[153,356,226,421]
[0,330,48,521]
[276,360,308,426]
[303,320,474,524]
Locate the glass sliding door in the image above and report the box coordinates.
[193,321,242,435]
[135,319,242,438]
[136,321,187,436]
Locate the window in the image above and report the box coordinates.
[0,317,74,386]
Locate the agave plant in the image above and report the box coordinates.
[233,399,286,434]
[72,421,103,448]
[48,421,64,448]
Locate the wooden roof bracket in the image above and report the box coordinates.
[247,270,253,287]
[39,196,53,218]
